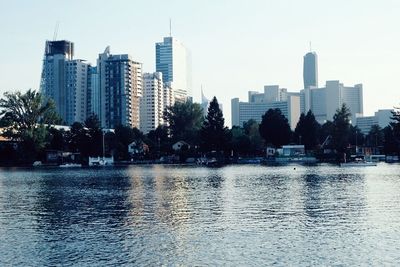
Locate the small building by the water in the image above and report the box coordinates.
[277,145,305,157]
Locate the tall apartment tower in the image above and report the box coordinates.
[140,72,165,134]
[64,60,89,125]
[303,52,318,88]
[97,47,142,129]
[156,36,191,102]
[40,40,89,125]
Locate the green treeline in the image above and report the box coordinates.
[0,90,399,165]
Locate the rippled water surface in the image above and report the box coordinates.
[1,164,400,266]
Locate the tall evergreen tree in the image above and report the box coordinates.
[384,108,400,156]
[259,108,292,147]
[331,103,351,156]
[391,108,400,143]
[294,110,320,150]
[200,97,230,152]
[383,126,398,155]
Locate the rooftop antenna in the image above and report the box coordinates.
[309,41,312,52]
[201,84,208,103]
[169,18,172,37]
[53,21,59,41]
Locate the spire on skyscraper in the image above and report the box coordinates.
[201,85,208,104]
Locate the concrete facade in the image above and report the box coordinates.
[300,81,363,125]
[231,85,300,129]
[356,109,394,134]
[140,72,165,134]
[97,47,142,129]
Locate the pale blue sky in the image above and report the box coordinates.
[1,0,399,125]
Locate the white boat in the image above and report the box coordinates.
[89,156,114,166]
[340,158,377,167]
[59,163,82,168]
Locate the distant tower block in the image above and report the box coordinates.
[303,51,318,88]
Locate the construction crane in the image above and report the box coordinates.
[53,21,59,41]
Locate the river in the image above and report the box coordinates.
[0,164,399,266]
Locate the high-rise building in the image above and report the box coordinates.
[163,83,173,109]
[303,52,318,88]
[300,80,363,124]
[97,47,142,129]
[231,86,301,129]
[64,60,89,125]
[248,86,288,103]
[156,36,191,102]
[140,72,165,134]
[87,66,100,118]
[356,109,394,134]
[40,40,89,125]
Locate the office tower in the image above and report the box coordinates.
[356,109,394,134]
[40,40,89,124]
[231,86,300,129]
[156,36,191,102]
[140,72,165,134]
[97,47,142,129]
[303,52,318,88]
[300,80,363,124]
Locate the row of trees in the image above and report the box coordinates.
[0,90,231,164]
[0,89,400,165]
[258,104,400,159]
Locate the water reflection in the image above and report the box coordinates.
[30,169,133,266]
[0,164,399,266]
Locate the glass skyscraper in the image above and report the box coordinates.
[303,52,318,88]
[155,37,191,101]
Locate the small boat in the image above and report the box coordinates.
[88,156,114,166]
[59,163,82,168]
[196,157,223,167]
[340,157,377,167]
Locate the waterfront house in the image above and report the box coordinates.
[128,141,149,156]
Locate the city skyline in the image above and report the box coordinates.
[1,0,399,126]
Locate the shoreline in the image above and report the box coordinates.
[0,161,397,170]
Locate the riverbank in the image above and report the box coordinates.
[1,159,399,169]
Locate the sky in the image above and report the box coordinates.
[0,0,399,126]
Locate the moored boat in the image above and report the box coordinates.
[59,163,82,168]
[340,157,377,167]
